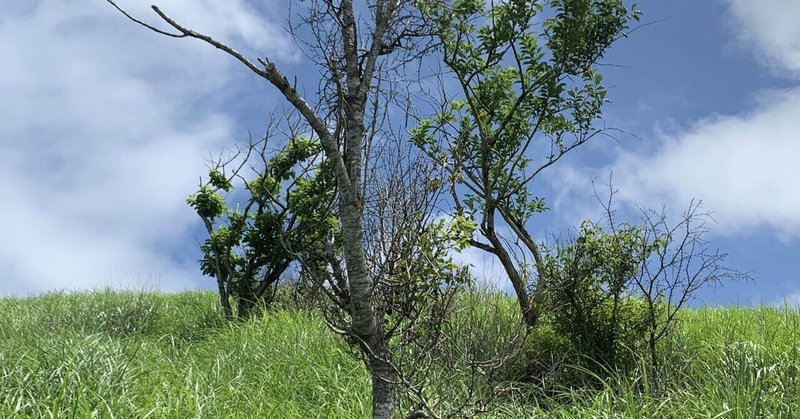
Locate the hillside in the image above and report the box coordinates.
[0,290,797,418]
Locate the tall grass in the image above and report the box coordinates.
[0,291,369,418]
[0,291,797,417]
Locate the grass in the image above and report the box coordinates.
[0,290,797,418]
[0,291,369,418]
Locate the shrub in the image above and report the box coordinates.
[537,220,651,383]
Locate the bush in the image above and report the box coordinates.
[536,220,651,383]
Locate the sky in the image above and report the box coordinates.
[0,0,797,306]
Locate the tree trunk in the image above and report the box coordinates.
[336,7,398,408]
[236,294,254,319]
[485,225,538,327]
[105,1,401,416]
[370,335,397,419]
[497,207,552,325]
[217,280,233,320]
[648,333,661,394]
[340,188,395,417]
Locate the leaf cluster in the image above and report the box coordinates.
[541,220,655,370]
[414,0,639,225]
[187,136,337,316]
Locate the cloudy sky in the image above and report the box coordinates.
[1,0,797,305]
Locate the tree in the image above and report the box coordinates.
[413,0,640,326]
[107,0,443,416]
[346,136,488,417]
[544,182,748,392]
[187,116,336,320]
[625,200,748,392]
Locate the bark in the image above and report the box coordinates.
[482,201,538,327]
[496,206,549,323]
[339,93,398,417]
[218,280,233,320]
[370,335,398,419]
[236,294,254,319]
[337,1,399,415]
[484,227,537,327]
[648,332,661,394]
[236,271,256,319]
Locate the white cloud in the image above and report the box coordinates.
[574,2,800,241]
[611,87,800,239]
[0,1,292,295]
[547,165,612,227]
[721,0,800,75]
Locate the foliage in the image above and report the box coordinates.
[380,216,474,320]
[186,134,337,319]
[540,220,653,373]
[415,0,639,223]
[413,0,641,325]
[536,193,747,392]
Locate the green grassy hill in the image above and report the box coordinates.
[0,290,797,418]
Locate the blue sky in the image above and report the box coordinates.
[1,0,797,305]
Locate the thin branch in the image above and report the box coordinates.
[105,0,184,38]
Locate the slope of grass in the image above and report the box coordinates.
[0,291,369,418]
[0,290,797,418]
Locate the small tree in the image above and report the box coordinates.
[543,182,748,391]
[629,200,748,392]
[304,134,514,417]
[413,0,640,326]
[187,118,336,319]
